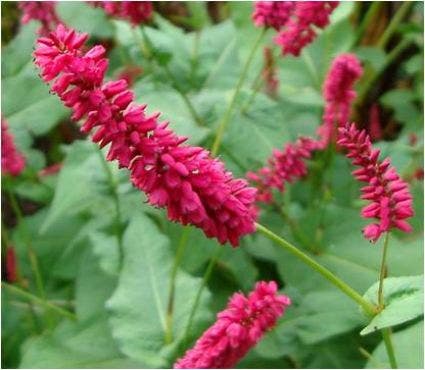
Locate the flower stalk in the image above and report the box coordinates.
[255,222,377,316]
[211,28,266,156]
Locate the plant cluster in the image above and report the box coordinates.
[1,1,423,369]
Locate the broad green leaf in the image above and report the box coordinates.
[2,65,68,138]
[361,275,424,335]
[75,249,117,321]
[1,22,38,78]
[107,213,212,368]
[40,141,110,232]
[56,2,113,38]
[89,231,121,277]
[255,289,365,360]
[366,321,424,368]
[19,317,143,369]
[11,208,86,285]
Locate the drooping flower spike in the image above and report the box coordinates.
[174,281,291,369]
[90,1,153,26]
[317,53,363,147]
[247,137,320,203]
[274,1,339,56]
[18,1,61,35]
[34,24,257,246]
[253,1,338,57]
[337,123,414,243]
[1,119,26,177]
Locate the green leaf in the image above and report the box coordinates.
[1,22,38,78]
[40,141,109,232]
[2,65,68,138]
[107,213,212,368]
[361,275,424,335]
[19,317,144,369]
[56,2,114,38]
[366,321,424,368]
[256,289,365,360]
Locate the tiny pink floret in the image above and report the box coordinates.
[174,281,291,369]
[337,123,414,242]
[34,24,258,247]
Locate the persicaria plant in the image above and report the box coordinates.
[1,1,423,369]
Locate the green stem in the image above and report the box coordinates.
[6,186,46,301]
[377,232,390,308]
[138,27,204,127]
[377,2,413,49]
[183,247,224,344]
[2,282,76,321]
[97,151,124,269]
[240,71,264,115]
[255,222,377,316]
[211,28,266,156]
[165,227,191,344]
[382,328,398,368]
[352,2,382,48]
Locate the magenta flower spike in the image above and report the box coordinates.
[18,1,61,35]
[1,120,25,177]
[33,24,258,246]
[274,1,339,56]
[174,281,291,369]
[338,123,414,243]
[317,53,363,146]
[90,1,153,26]
[247,137,320,203]
[252,1,294,31]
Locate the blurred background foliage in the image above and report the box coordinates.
[1,2,424,369]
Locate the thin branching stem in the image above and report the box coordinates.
[255,222,377,316]
[211,28,266,156]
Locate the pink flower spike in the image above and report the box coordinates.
[1,119,26,177]
[19,1,61,35]
[318,53,363,147]
[247,137,321,203]
[34,24,258,247]
[337,123,414,243]
[274,1,339,56]
[90,1,153,26]
[252,1,294,30]
[174,281,291,369]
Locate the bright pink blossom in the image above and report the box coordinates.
[274,1,338,56]
[90,1,153,25]
[337,123,414,242]
[247,137,320,203]
[1,120,25,177]
[252,1,294,30]
[317,53,363,146]
[18,1,61,35]
[174,281,291,369]
[34,24,257,246]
